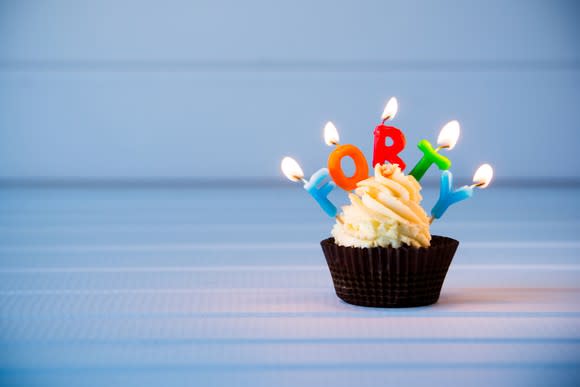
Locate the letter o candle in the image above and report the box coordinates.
[324,121,369,191]
[328,144,369,191]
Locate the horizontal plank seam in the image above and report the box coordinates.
[0,241,578,252]
[0,220,578,232]
[0,362,579,372]
[2,264,580,273]
[1,60,580,73]
[2,312,580,319]
[2,286,580,295]
[0,177,579,188]
[2,337,580,345]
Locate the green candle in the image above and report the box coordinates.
[409,139,451,181]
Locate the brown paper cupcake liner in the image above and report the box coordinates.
[320,235,459,308]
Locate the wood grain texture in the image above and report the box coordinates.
[0,0,579,179]
[0,186,579,386]
[1,70,579,179]
[1,0,577,63]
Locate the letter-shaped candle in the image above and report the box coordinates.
[373,97,407,170]
[409,140,451,181]
[409,120,460,182]
[431,164,494,220]
[281,157,338,217]
[324,122,369,191]
[430,171,472,219]
[303,168,338,217]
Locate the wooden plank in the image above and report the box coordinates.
[0,187,577,269]
[0,265,579,289]
[1,342,579,368]
[1,288,580,315]
[0,185,577,387]
[0,0,577,63]
[0,245,578,268]
[0,368,578,387]
[0,221,578,246]
[0,71,579,178]
[1,315,578,341]
[1,187,577,224]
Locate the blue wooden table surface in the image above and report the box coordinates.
[0,185,579,386]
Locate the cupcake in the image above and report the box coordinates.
[320,163,459,307]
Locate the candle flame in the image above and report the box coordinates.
[472,163,493,188]
[437,120,461,150]
[381,97,398,122]
[281,157,305,182]
[323,121,340,146]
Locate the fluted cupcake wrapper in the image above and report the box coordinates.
[320,235,459,308]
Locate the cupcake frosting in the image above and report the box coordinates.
[331,164,431,248]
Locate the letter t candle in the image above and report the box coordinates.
[409,120,460,182]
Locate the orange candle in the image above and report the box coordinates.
[328,144,369,191]
[323,122,369,191]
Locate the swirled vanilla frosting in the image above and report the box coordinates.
[331,164,431,248]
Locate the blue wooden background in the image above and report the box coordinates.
[1,2,580,386]
[1,185,579,386]
[0,0,579,181]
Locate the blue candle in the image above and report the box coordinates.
[303,168,338,217]
[431,170,473,219]
[281,157,338,218]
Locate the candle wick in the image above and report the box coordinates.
[470,181,485,189]
[382,116,390,124]
[336,214,344,224]
[428,216,434,225]
[300,177,308,184]
[435,145,449,152]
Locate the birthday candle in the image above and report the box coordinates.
[303,168,338,217]
[431,164,494,220]
[372,97,407,170]
[430,171,472,220]
[409,120,460,181]
[281,157,338,217]
[324,122,369,191]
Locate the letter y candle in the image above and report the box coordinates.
[430,164,494,221]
